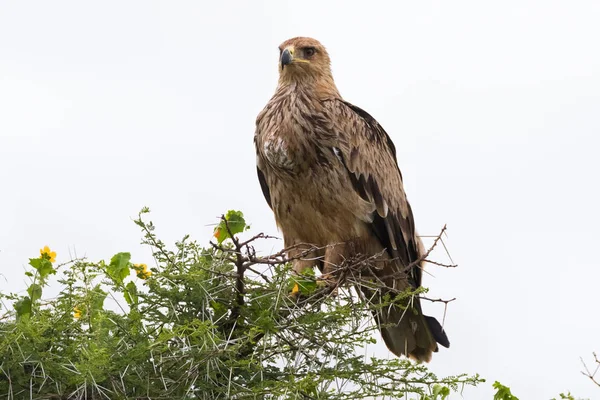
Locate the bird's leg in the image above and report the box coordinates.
[318,242,350,295]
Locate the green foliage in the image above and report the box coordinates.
[29,257,55,283]
[493,381,519,400]
[213,209,249,243]
[551,392,589,400]
[7,208,571,399]
[290,266,319,295]
[107,252,132,284]
[553,393,576,400]
[13,295,32,319]
[420,384,450,400]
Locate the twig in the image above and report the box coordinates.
[420,296,456,304]
[238,232,280,248]
[424,259,458,268]
[376,225,455,281]
[137,216,175,265]
[245,266,271,283]
[581,352,600,387]
[418,225,448,267]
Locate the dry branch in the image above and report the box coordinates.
[581,352,600,388]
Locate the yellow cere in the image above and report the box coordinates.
[284,47,309,63]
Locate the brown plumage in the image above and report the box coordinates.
[254,37,449,362]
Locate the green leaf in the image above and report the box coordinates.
[124,281,138,306]
[210,300,228,319]
[290,268,318,295]
[27,283,42,302]
[431,384,450,400]
[90,285,107,312]
[38,260,54,278]
[28,257,55,280]
[14,296,32,318]
[213,210,248,244]
[493,381,519,400]
[28,257,41,270]
[107,252,131,284]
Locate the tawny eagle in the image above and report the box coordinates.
[254,37,449,362]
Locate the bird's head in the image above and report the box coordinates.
[277,37,336,91]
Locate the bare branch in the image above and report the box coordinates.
[420,297,457,304]
[423,259,458,268]
[238,232,280,248]
[423,225,448,260]
[581,352,600,388]
[245,266,271,284]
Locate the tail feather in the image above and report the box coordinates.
[424,315,450,349]
[362,286,450,362]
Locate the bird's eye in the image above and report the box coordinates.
[304,47,316,57]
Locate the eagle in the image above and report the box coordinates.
[254,37,449,362]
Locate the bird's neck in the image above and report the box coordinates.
[277,75,341,101]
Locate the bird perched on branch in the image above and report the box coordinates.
[254,37,449,362]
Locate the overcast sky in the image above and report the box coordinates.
[1,1,599,398]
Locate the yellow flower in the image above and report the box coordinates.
[74,306,82,319]
[291,283,300,295]
[134,263,151,279]
[40,246,56,263]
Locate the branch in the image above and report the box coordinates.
[136,212,175,265]
[238,232,280,248]
[375,225,456,281]
[423,259,457,268]
[581,352,600,388]
[218,215,246,325]
[420,225,448,262]
[420,296,456,304]
[245,266,271,283]
[246,243,331,266]
[210,222,457,359]
[208,219,272,313]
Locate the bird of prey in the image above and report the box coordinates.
[254,37,449,362]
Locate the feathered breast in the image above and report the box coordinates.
[255,86,336,174]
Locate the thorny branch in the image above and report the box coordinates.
[420,225,448,264]
[136,212,175,265]
[209,217,333,334]
[420,297,457,305]
[211,222,457,316]
[209,221,457,360]
[220,215,246,324]
[581,352,600,388]
[238,232,279,248]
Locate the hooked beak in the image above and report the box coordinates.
[280,48,293,69]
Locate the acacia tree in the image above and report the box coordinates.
[0,209,589,399]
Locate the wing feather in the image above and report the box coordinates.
[256,166,272,209]
[254,134,273,210]
[327,99,422,287]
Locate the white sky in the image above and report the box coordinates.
[1,1,599,398]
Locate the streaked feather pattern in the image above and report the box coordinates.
[255,37,449,362]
